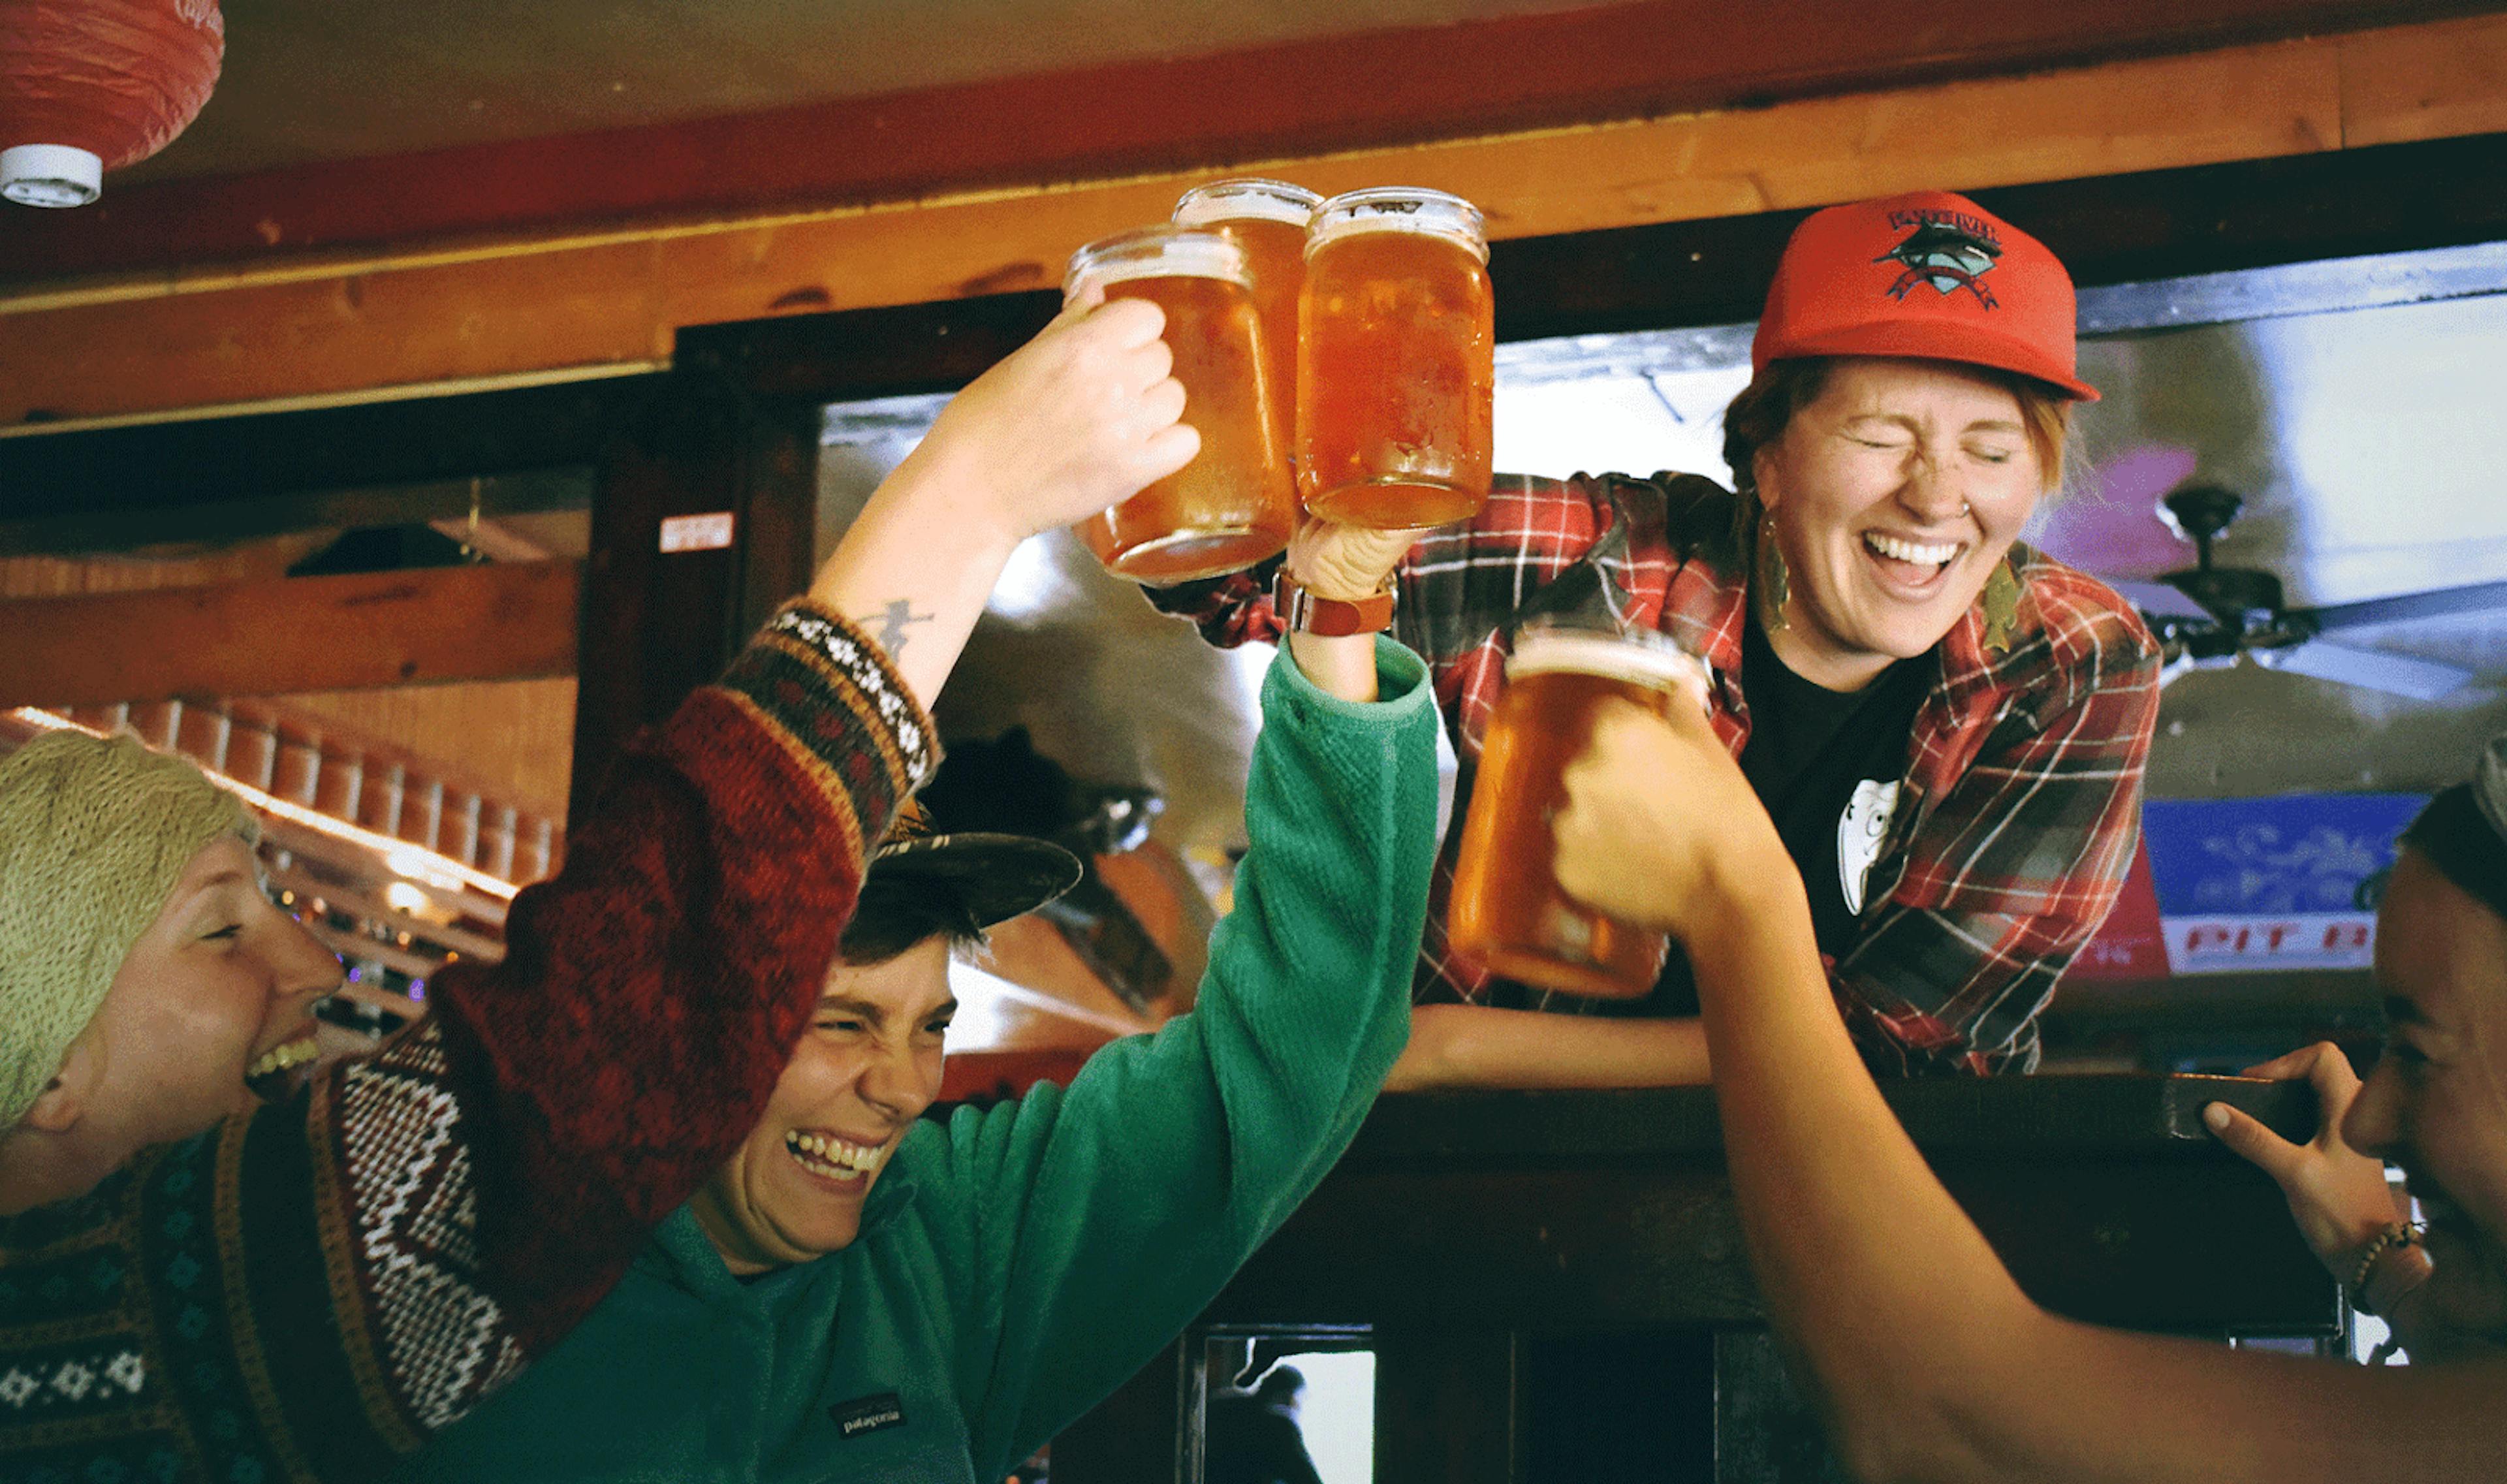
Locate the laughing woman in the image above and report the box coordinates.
[1159,191,2161,1084]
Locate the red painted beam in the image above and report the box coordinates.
[0,0,2485,281]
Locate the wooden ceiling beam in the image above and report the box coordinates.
[677,131,2507,409]
[1,13,2504,430]
[0,379,632,529]
[0,0,2486,283]
[0,561,581,708]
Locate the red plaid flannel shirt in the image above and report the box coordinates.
[1153,472,2162,1075]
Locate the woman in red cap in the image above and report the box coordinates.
[1158,189,2159,1085]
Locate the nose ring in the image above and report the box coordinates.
[1958,501,1972,518]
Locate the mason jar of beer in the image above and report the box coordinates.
[1298,186,1494,528]
[1173,178,1320,472]
[1062,225,1296,584]
[1448,623,1712,1000]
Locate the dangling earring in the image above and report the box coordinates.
[1980,555,2022,655]
[1754,510,1790,633]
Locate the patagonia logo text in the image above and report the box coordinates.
[830,1392,906,1438]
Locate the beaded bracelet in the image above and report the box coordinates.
[2345,1222,2425,1315]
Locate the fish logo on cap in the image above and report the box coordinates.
[1874,212,2002,309]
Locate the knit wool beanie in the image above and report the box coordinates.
[0,731,258,1129]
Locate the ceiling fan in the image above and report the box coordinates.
[2102,486,2506,701]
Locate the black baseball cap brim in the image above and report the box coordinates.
[867,830,1083,928]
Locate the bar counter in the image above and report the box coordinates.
[1055,1073,2339,1483]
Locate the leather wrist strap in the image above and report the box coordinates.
[1276,569,1395,637]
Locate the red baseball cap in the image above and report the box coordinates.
[1752,190,2098,402]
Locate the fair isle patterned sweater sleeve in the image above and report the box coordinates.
[0,601,932,1484]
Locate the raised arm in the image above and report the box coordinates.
[922,634,1442,1479]
[1389,1003,1710,1090]
[27,296,1194,1484]
[388,292,1200,1350]
[814,294,1195,708]
[1551,698,2507,1484]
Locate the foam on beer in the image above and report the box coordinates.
[1506,629,1709,697]
[1062,227,1250,303]
[1306,187,1489,263]
[1174,178,1320,229]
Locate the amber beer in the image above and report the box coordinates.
[1299,187,1494,528]
[1449,627,1711,1000]
[1173,179,1320,470]
[1062,226,1295,584]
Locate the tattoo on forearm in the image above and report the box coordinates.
[860,598,936,659]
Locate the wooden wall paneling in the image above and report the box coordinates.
[0,1,2476,283]
[2341,10,2507,146]
[1046,1336,1188,1484]
[567,367,821,820]
[9,14,2507,428]
[1520,1331,1718,1482]
[1371,1329,1521,1484]
[268,678,581,828]
[0,532,332,598]
[1711,1329,1851,1484]
[0,243,667,428]
[0,561,581,710]
[1493,129,2507,336]
[679,132,2507,411]
[0,378,631,545]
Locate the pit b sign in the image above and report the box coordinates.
[2141,794,2423,976]
[2164,913,2378,973]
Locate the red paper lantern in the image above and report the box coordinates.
[0,0,223,208]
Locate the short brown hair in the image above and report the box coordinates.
[836,874,988,966]
[1720,356,2073,537]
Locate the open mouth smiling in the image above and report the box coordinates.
[244,1032,323,1101]
[1861,529,1968,588]
[783,1129,891,1187]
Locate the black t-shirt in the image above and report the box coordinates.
[1620,616,1930,1018]
[1736,613,1931,958]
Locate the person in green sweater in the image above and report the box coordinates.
[395,524,1443,1484]
[1,292,1201,1483]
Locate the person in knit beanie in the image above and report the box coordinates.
[2,294,1219,1484]
[0,729,343,1201]
[1,731,264,1122]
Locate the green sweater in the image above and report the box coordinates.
[396,638,1439,1484]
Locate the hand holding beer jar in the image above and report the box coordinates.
[1299,187,1494,528]
[1551,691,1785,953]
[1447,624,1713,999]
[1060,225,1297,585]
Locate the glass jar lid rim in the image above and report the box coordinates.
[1506,622,1708,686]
[1316,185,1480,212]
[1174,177,1323,225]
[1064,224,1251,296]
[1306,187,1487,260]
